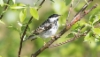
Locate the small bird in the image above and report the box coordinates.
[23,14,61,41]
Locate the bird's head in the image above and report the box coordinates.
[48,14,61,22]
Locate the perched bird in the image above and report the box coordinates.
[23,14,61,41]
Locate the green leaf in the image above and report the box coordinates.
[10,6,26,9]
[7,26,20,32]
[64,0,72,5]
[84,32,90,42]
[19,11,24,22]
[84,32,93,42]
[92,28,100,36]
[89,14,100,25]
[19,9,26,23]
[0,20,5,25]
[84,32,96,48]
[30,7,39,20]
[71,23,79,30]
[24,8,27,16]
[50,0,55,2]
[0,0,4,6]
[97,12,100,20]
[18,3,26,7]
[66,33,74,38]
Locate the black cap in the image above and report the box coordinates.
[49,14,61,18]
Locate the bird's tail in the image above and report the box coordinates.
[23,34,37,42]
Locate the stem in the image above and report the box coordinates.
[18,0,45,57]
[0,0,10,19]
[31,0,97,57]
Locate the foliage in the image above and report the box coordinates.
[0,0,100,57]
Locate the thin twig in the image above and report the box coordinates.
[49,25,86,48]
[49,30,90,48]
[74,0,93,17]
[0,0,10,19]
[18,0,45,57]
[73,0,81,9]
[31,0,96,57]
[66,0,73,21]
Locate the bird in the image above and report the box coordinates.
[23,14,61,41]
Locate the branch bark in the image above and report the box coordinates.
[18,0,45,57]
[31,0,97,57]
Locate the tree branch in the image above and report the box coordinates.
[49,25,87,48]
[0,0,10,19]
[31,0,97,57]
[18,0,45,57]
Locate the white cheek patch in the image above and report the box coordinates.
[49,17,59,22]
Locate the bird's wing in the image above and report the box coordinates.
[24,20,52,41]
[33,20,52,35]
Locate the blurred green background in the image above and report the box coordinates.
[0,0,100,57]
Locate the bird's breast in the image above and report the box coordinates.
[39,22,59,38]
